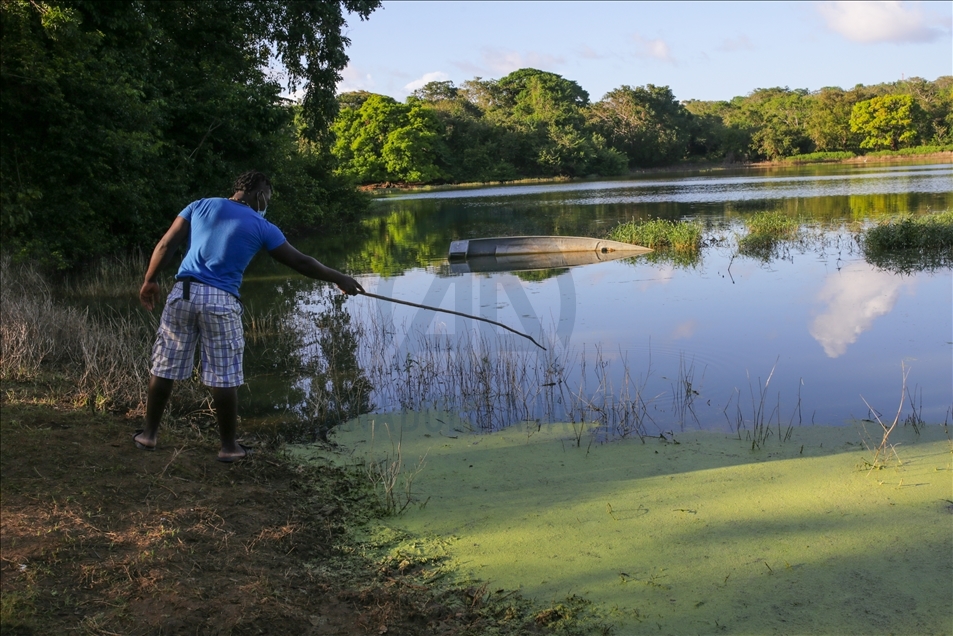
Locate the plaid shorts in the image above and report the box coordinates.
[151,281,244,388]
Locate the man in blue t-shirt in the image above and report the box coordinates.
[134,170,364,462]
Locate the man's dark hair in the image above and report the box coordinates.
[232,170,272,193]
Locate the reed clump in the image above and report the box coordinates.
[737,211,802,259]
[860,211,953,273]
[362,422,428,515]
[607,218,703,264]
[0,255,205,413]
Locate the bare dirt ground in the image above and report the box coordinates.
[0,382,559,636]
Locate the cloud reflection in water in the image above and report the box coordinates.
[810,262,915,358]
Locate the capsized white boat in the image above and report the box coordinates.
[449,250,638,274]
[448,235,652,260]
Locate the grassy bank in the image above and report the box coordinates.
[1,386,607,635]
[0,258,605,634]
[0,255,209,415]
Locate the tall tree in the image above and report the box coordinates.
[331,94,446,183]
[850,94,924,150]
[741,88,812,160]
[589,84,692,167]
[682,100,751,161]
[484,69,623,177]
[805,87,862,152]
[0,0,379,268]
[413,80,520,182]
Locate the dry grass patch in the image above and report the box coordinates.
[1,386,591,635]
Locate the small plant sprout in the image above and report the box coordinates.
[364,421,428,515]
[859,363,912,471]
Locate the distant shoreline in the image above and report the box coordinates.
[753,150,953,167]
[360,151,952,193]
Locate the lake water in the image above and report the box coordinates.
[241,162,952,437]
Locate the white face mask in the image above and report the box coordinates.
[257,191,269,217]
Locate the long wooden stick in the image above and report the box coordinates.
[360,291,546,350]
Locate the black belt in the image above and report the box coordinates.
[175,276,200,300]
[174,277,241,309]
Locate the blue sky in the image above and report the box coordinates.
[330,1,952,102]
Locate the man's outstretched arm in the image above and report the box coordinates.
[268,241,365,296]
[140,216,190,310]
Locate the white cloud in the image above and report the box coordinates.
[632,33,676,64]
[717,35,755,52]
[404,71,451,93]
[577,44,607,60]
[452,48,566,78]
[482,48,565,74]
[809,262,915,358]
[451,59,486,76]
[817,1,951,44]
[336,64,375,94]
[670,320,697,341]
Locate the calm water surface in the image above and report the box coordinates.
[243,162,952,433]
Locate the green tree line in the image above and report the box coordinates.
[332,69,953,185]
[1,0,380,269]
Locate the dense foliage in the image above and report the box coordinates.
[1,0,380,268]
[332,71,953,185]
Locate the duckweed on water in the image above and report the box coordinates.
[306,413,953,636]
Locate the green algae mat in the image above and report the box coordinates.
[294,415,953,635]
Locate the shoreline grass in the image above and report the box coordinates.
[782,151,856,163]
[363,151,952,193]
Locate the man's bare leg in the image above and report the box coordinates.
[211,386,246,461]
[135,374,174,449]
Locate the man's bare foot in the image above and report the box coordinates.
[217,444,252,463]
[133,429,156,451]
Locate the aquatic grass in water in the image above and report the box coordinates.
[860,210,953,273]
[739,211,801,241]
[737,211,802,260]
[606,218,702,267]
[607,218,702,253]
[861,210,953,251]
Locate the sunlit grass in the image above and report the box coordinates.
[860,210,953,273]
[783,151,855,163]
[1,256,199,413]
[865,144,953,157]
[61,251,149,300]
[737,211,802,259]
[606,218,702,255]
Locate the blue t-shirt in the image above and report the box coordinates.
[176,198,286,297]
